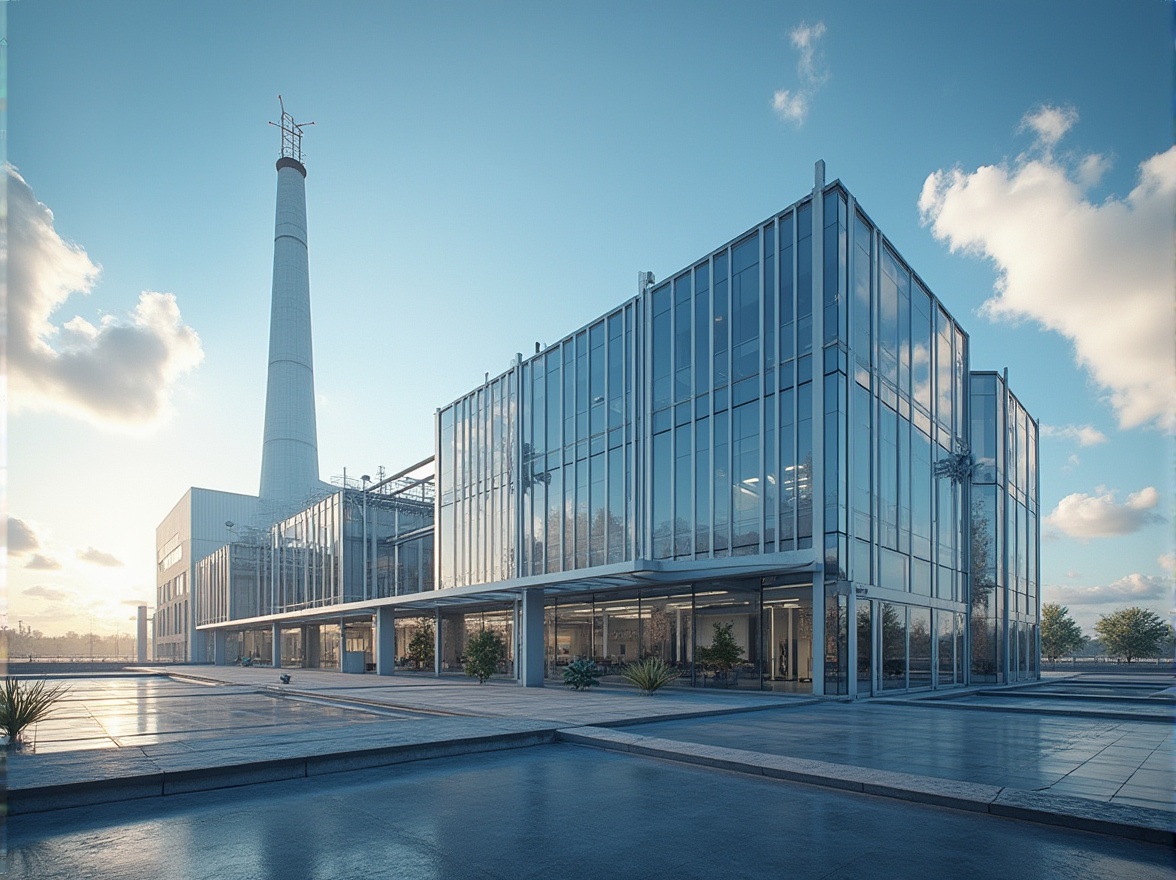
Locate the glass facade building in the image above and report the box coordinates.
[195,476,434,669]
[196,164,1038,694]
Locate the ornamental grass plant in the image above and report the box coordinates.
[0,677,69,750]
[620,658,680,694]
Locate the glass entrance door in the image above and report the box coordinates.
[762,586,812,693]
[856,600,873,696]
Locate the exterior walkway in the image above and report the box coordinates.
[5,667,1173,846]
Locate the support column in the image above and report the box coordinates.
[303,625,319,669]
[520,589,545,688]
[213,630,227,666]
[810,573,825,696]
[376,606,396,676]
[271,623,282,668]
[433,608,443,677]
[136,605,148,663]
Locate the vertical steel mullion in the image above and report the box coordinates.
[672,288,682,560]
[725,250,733,557]
[706,259,715,559]
[602,329,611,564]
[642,289,653,560]
[872,230,882,590]
[811,177,827,696]
[758,224,767,554]
[687,277,696,561]
[844,196,858,697]
[790,211,800,548]
[1001,369,1011,683]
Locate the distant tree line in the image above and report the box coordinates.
[1,627,140,661]
[1041,604,1174,666]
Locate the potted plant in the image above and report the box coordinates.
[695,621,744,686]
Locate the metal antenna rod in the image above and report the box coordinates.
[268,94,316,163]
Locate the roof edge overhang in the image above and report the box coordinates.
[197,551,818,630]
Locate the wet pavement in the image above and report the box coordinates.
[5,667,1173,852]
[22,676,424,754]
[626,701,1174,812]
[5,745,1173,880]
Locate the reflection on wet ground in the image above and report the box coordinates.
[16,669,1175,816]
[628,681,1175,812]
[8,745,1173,880]
[26,675,425,754]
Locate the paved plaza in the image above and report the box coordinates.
[3,668,1173,877]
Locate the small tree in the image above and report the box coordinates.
[463,629,505,684]
[696,621,744,676]
[1041,603,1086,666]
[1094,607,1170,663]
[406,619,435,669]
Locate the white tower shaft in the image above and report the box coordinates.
[259,155,321,508]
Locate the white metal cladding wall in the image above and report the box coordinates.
[181,491,259,658]
[259,162,322,509]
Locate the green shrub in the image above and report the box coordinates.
[407,619,436,669]
[620,658,680,694]
[562,659,602,691]
[0,677,69,750]
[695,621,744,674]
[463,629,505,684]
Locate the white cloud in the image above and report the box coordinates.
[1160,554,1175,575]
[790,22,828,84]
[1045,486,1162,538]
[1019,104,1077,150]
[772,21,828,126]
[22,585,72,602]
[771,90,808,125]
[918,110,1176,431]
[1040,424,1107,446]
[24,554,63,571]
[7,166,204,426]
[76,547,124,567]
[7,517,40,555]
[1044,573,1172,606]
[1077,153,1111,188]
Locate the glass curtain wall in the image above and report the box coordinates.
[437,373,516,589]
[844,196,970,694]
[393,615,437,671]
[197,487,434,625]
[520,307,636,581]
[970,372,1039,682]
[542,581,801,692]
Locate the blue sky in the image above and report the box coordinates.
[7,1,1173,638]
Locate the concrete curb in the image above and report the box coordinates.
[7,729,555,816]
[869,697,1173,724]
[556,726,1175,846]
[596,697,824,729]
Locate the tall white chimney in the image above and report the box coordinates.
[259,98,322,509]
